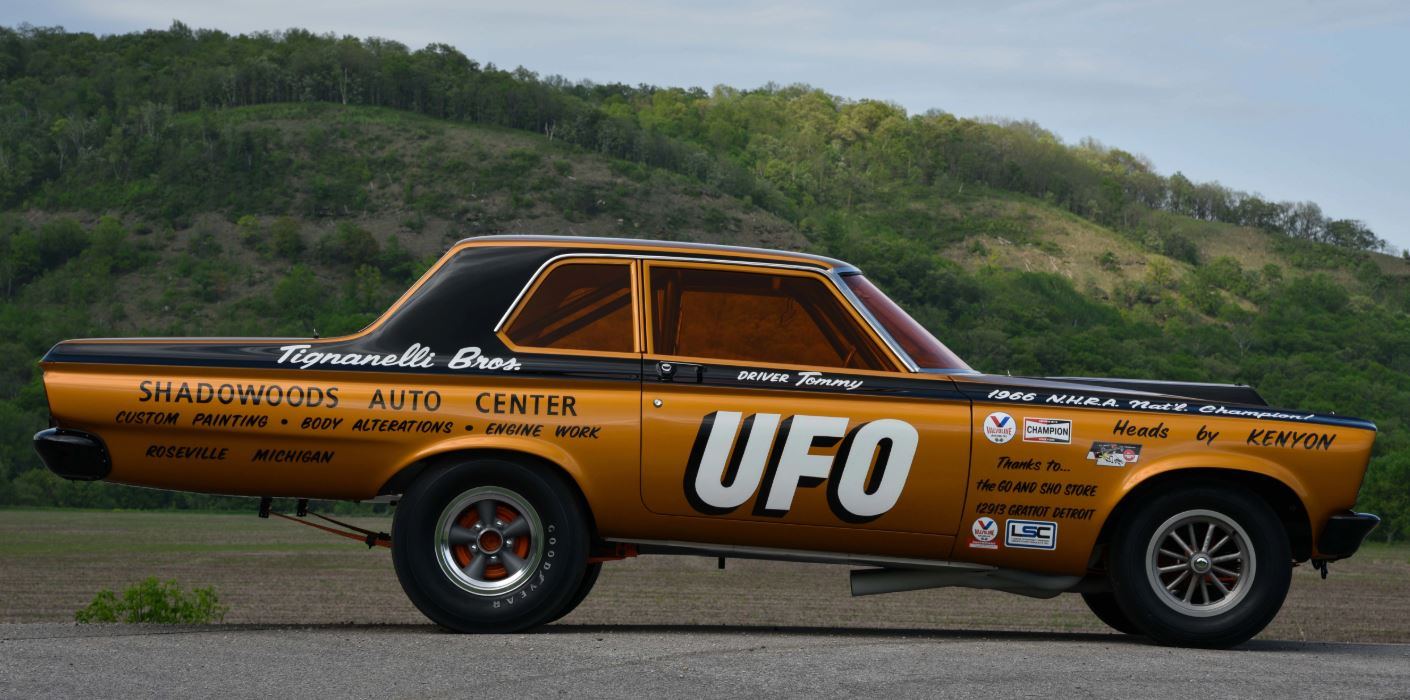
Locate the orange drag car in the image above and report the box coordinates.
[33,236,1379,647]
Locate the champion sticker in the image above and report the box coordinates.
[1023,417,1072,444]
[983,412,1016,444]
[1087,441,1141,467]
[969,517,999,549]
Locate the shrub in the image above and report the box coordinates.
[270,217,305,260]
[75,577,227,624]
[319,223,380,267]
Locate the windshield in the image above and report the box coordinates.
[842,274,972,372]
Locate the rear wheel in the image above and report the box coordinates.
[1081,591,1140,635]
[391,458,589,633]
[1109,484,1291,648]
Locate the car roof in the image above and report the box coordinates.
[455,235,857,272]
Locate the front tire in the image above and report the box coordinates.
[1109,484,1291,648]
[1081,592,1140,635]
[391,458,589,633]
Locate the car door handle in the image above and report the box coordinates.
[657,361,704,383]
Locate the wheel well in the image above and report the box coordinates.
[1094,468,1313,564]
[378,449,598,539]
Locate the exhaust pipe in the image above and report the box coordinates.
[850,567,1083,599]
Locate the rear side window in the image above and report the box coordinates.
[504,262,635,353]
[649,265,889,370]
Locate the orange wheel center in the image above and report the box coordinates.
[478,530,503,554]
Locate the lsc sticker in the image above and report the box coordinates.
[1005,519,1058,550]
[983,412,1016,444]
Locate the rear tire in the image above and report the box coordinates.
[1081,592,1140,635]
[548,563,602,624]
[391,458,589,633]
[1109,483,1291,648]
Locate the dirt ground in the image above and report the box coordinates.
[2,509,1406,643]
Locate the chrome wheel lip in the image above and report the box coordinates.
[434,486,544,596]
[1144,508,1256,618]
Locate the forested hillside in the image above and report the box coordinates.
[1,23,1407,536]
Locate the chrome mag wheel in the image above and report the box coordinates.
[1145,509,1256,618]
[434,486,545,595]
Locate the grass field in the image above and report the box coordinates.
[1,509,1407,643]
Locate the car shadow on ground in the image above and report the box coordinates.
[6,622,1397,653]
[538,623,1406,652]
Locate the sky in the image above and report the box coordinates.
[10,0,1410,250]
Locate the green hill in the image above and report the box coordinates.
[1,24,1407,537]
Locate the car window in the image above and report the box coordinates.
[504,262,635,353]
[841,274,971,371]
[649,265,889,370]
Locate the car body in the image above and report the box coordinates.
[33,235,1380,646]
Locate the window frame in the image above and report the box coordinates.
[495,257,644,358]
[640,259,906,373]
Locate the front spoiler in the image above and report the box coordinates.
[33,428,111,481]
[1318,512,1380,560]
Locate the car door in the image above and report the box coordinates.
[639,259,971,536]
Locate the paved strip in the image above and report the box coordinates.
[1,623,1407,699]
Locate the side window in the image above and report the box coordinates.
[649,265,890,370]
[504,262,636,353]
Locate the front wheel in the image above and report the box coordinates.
[391,458,590,632]
[1109,484,1291,648]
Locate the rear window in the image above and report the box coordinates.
[842,274,970,371]
[649,265,889,370]
[504,262,635,353]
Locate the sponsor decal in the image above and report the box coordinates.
[369,388,441,412]
[995,456,1042,471]
[1023,417,1072,444]
[1197,405,1314,421]
[983,412,1017,444]
[737,370,791,384]
[1047,394,1119,408]
[1246,428,1335,451]
[794,371,864,391]
[684,411,917,522]
[251,448,334,464]
[145,444,228,460]
[1196,425,1220,445]
[553,425,602,439]
[139,380,340,408]
[736,370,864,391]
[114,410,180,426]
[982,390,1320,423]
[1087,441,1141,467]
[192,412,269,429]
[351,418,453,434]
[969,517,999,549]
[275,343,522,372]
[1112,418,1168,439]
[475,392,577,416]
[484,422,544,437]
[296,417,341,431]
[1005,519,1058,550]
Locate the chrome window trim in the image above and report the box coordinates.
[492,252,922,372]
